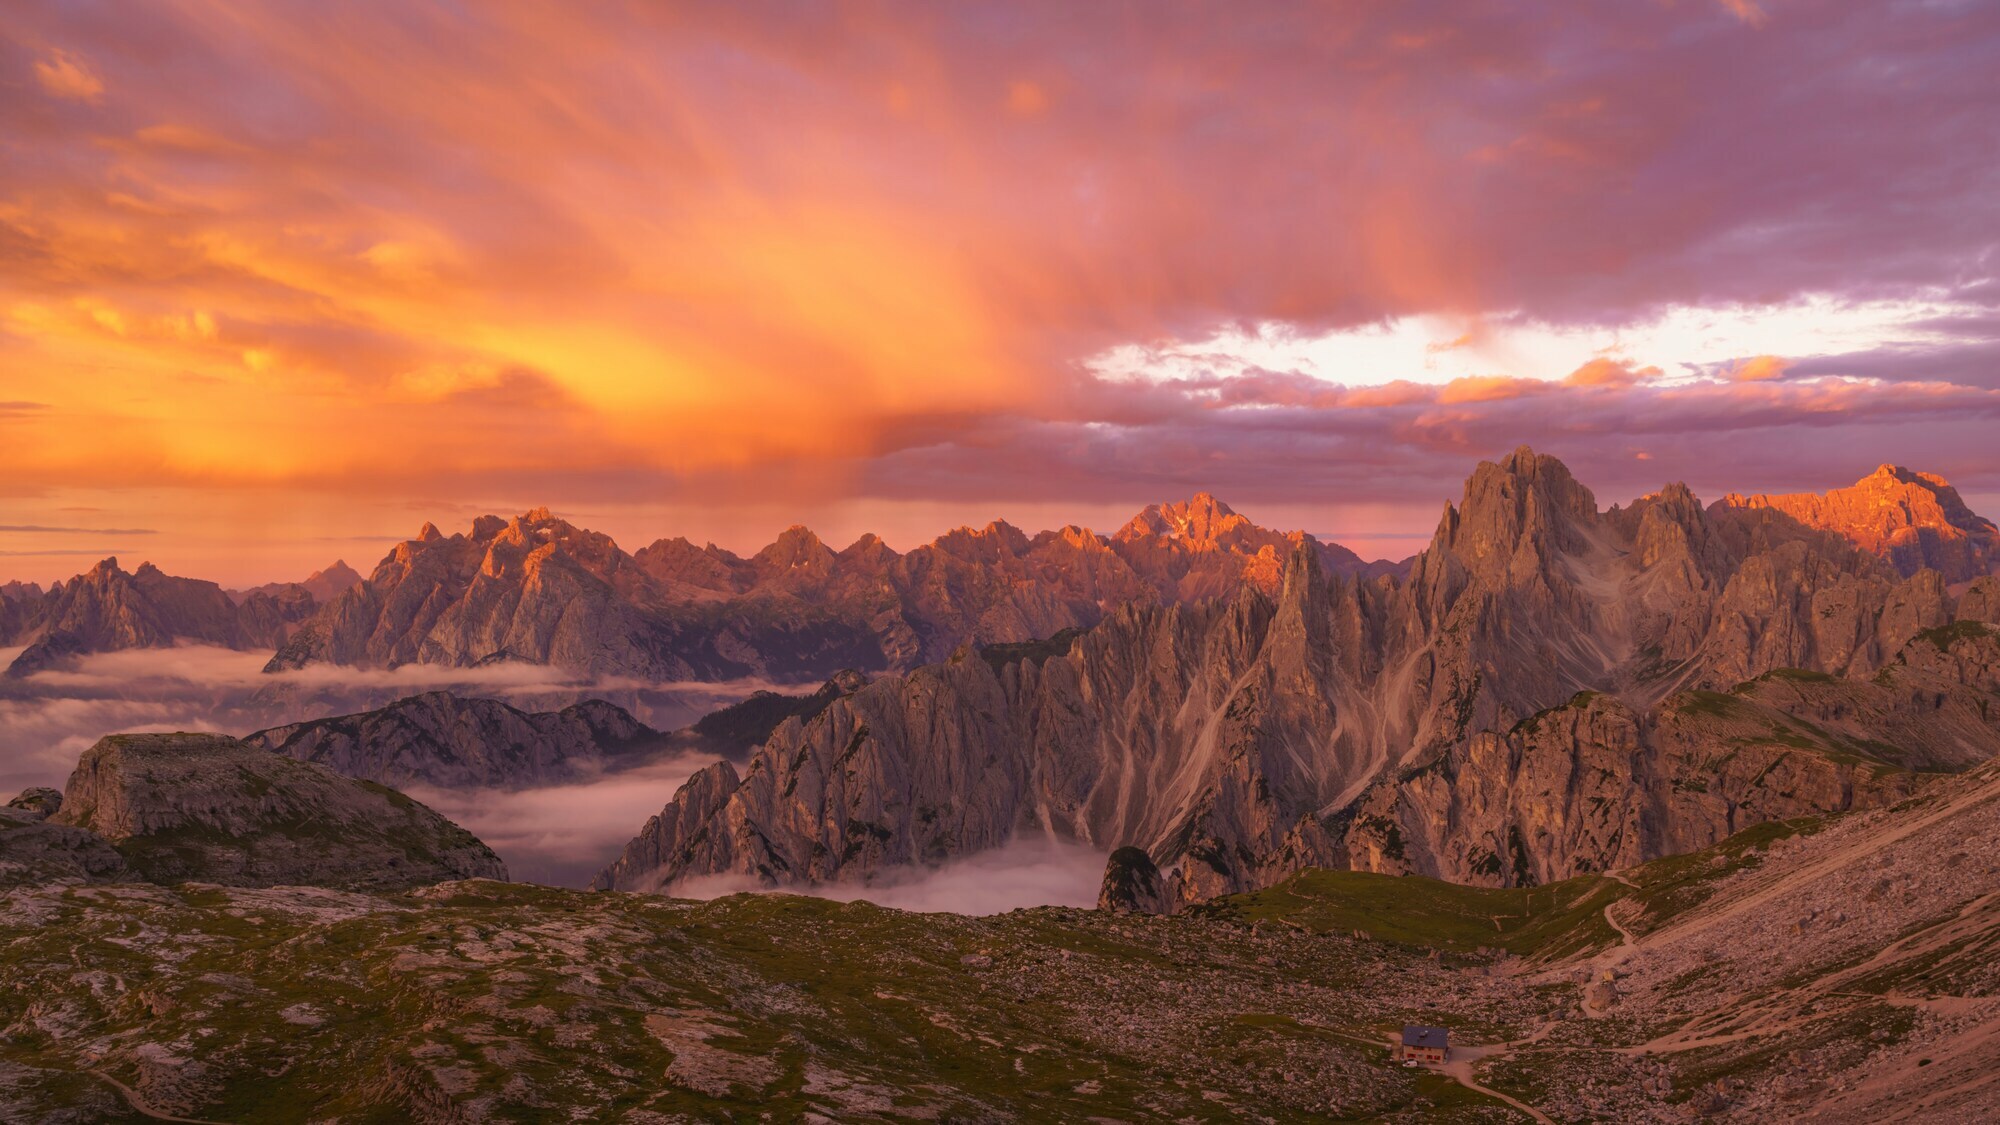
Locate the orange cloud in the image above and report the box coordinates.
[1717,0,1769,28]
[1726,355,1791,382]
[33,49,103,102]
[1564,358,1659,387]
[0,0,1993,584]
[1006,80,1051,117]
[1438,375,1550,404]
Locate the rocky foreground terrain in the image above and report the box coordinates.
[599,449,2000,908]
[4,757,1999,1122]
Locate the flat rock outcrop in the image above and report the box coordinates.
[52,733,505,889]
[245,691,667,789]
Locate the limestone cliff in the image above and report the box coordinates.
[596,448,2000,911]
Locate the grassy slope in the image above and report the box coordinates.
[1195,870,1623,960]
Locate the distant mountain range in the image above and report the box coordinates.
[259,495,1408,683]
[8,449,2000,914]
[595,449,2000,908]
[0,493,1411,681]
[0,557,327,678]
[7,463,1991,685]
[227,560,366,606]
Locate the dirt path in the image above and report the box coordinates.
[1392,1036,1555,1124]
[1577,875,1641,1018]
[89,1070,230,1125]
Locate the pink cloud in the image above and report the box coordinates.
[32,49,102,102]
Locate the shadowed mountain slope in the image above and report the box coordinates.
[598,449,2000,911]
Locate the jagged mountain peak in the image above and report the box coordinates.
[1045,524,1108,552]
[1429,446,1598,586]
[0,579,43,603]
[300,560,363,601]
[755,525,834,571]
[929,520,1032,558]
[7,556,306,677]
[1116,491,1249,545]
[1716,463,2000,580]
[1649,480,1701,508]
[837,531,899,566]
[1866,462,1955,491]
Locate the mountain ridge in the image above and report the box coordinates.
[258,495,1413,684]
[594,448,2000,910]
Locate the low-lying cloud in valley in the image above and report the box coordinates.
[404,757,720,888]
[0,643,770,799]
[671,837,1110,916]
[0,643,1112,906]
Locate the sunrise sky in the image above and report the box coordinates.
[4,1,1999,585]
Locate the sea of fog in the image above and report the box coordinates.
[0,644,1107,911]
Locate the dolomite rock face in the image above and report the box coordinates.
[52,733,506,890]
[1700,542,1948,686]
[244,692,666,789]
[1958,575,2000,624]
[1,557,319,677]
[590,761,741,892]
[267,500,1408,683]
[598,448,2000,911]
[1335,674,1970,887]
[1715,464,2000,582]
